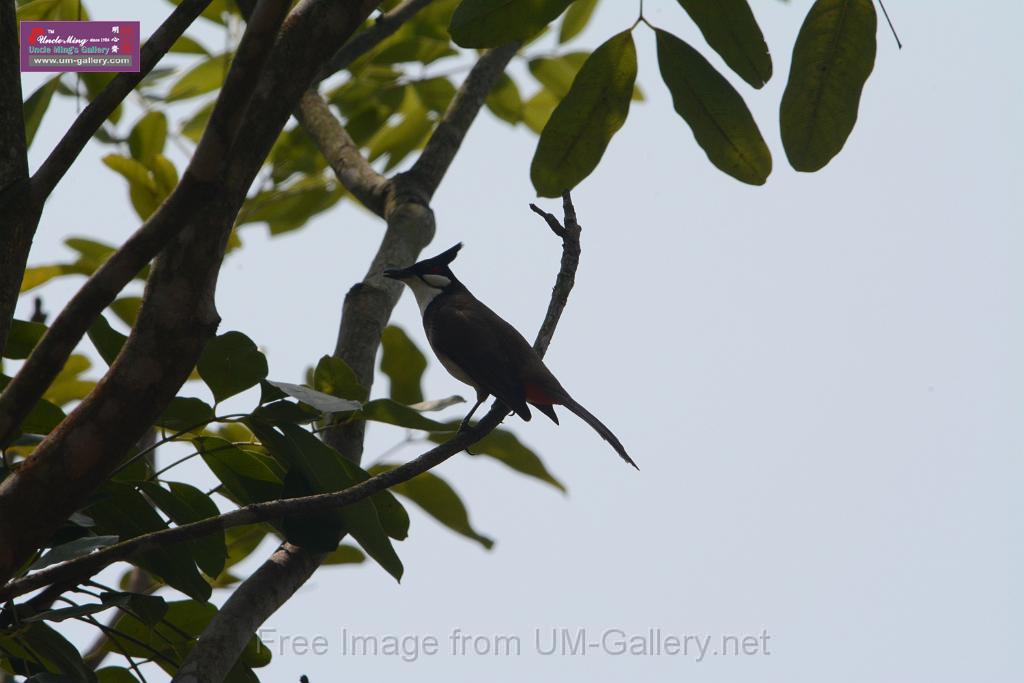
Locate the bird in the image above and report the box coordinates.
[384,243,637,469]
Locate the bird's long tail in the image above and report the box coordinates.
[560,396,638,469]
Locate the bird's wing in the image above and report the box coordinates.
[425,293,533,420]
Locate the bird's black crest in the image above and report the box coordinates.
[415,242,462,273]
[431,242,462,265]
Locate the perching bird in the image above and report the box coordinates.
[384,243,637,469]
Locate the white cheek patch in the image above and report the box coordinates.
[422,273,451,288]
[405,277,443,314]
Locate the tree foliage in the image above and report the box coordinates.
[0,0,884,679]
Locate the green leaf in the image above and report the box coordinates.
[155,397,216,432]
[674,0,772,88]
[166,54,230,101]
[366,88,434,171]
[379,326,426,404]
[115,592,169,627]
[198,331,269,403]
[450,0,574,48]
[412,77,458,113]
[44,354,95,406]
[486,73,524,124]
[269,126,326,183]
[3,319,46,359]
[252,423,405,580]
[523,88,560,133]
[251,399,320,425]
[195,436,284,505]
[30,535,120,570]
[181,99,215,143]
[359,399,455,432]
[237,174,344,235]
[20,264,74,292]
[372,488,411,541]
[96,667,142,683]
[86,483,211,600]
[102,154,161,219]
[323,544,366,565]
[87,315,127,366]
[265,381,362,415]
[151,154,179,196]
[107,599,216,665]
[529,52,587,98]
[170,35,209,55]
[374,33,457,65]
[128,111,167,165]
[530,31,636,197]
[313,354,369,401]
[23,76,60,148]
[1,374,67,435]
[559,0,598,43]
[0,622,95,681]
[430,425,566,491]
[110,296,143,327]
[780,0,877,171]
[655,30,771,185]
[375,466,494,548]
[141,482,228,577]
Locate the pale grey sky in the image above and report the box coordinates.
[16,1,1022,681]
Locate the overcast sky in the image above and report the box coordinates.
[16,1,1022,681]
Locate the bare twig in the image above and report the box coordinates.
[0,192,585,604]
[31,0,214,201]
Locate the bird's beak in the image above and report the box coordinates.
[383,267,411,280]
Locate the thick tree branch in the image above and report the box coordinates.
[406,42,519,200]
[0,191,583,604]
[172,544,320,683]
[0,0,384,585]
[188,0,290,182]
[30,0,213,202]
[0,0,33,354]
[293,91,390,216]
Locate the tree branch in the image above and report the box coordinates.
[188,0,291,182]
[406,42,519,200]
[0,0,34,354]
[0,0,384,585]
[0,191,583,603]
[30,0,213,202]
[172,543,320,683]
[293,91,390,216]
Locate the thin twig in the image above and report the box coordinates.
[877,0,903,50]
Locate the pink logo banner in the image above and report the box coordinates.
[20,20,140,73]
